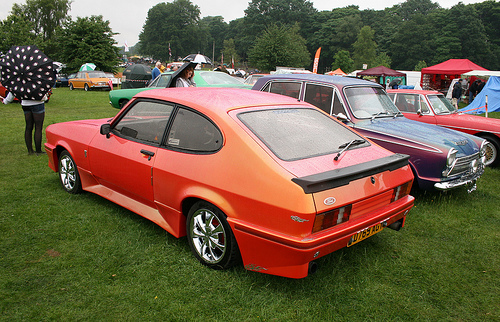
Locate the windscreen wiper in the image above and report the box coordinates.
[371,111,387,121]
[393,111,402,118]
[334,139,366,161]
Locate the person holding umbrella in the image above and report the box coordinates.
[0,45,56,155]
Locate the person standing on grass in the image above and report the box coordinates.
[1,91,46,155]
[152,61,162,81]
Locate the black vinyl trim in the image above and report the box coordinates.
[292,153,410,194]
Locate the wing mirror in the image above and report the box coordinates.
[100,124,111,138]
[336,113,350,122]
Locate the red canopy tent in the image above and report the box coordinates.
[420,59,488,91]
[356,66,406,86]
[326,68,346,76]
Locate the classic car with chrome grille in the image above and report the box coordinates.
[387,89,500,167]
[253,74,487,191]
[45,88,414,278]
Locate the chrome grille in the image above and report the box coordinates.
[449,152,480,177]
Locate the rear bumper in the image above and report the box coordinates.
[230,195,414,278]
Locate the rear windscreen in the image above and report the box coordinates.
[238,108,367,161]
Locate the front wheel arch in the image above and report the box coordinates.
[186,200,241,270]
[119,99,129,109]
[478,134,500,167]
[58,150,82,194]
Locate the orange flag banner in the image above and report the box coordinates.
[312,47,321,74]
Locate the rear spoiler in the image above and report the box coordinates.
[292,154,410,194]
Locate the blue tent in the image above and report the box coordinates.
[459,76,500,114]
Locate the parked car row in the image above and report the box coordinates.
[43,68,495,279]
[252,74,487,191]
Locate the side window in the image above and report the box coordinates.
[395,94,415,113]
[332,91,344,116]
[155,74,171,87]
[269,82,301,99]
[167,108,223,152]
[304,84,333,114]
[260,83,271,92]
[419,95,430,113]
[114,100,174,144]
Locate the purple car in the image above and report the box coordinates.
[252,74,487,191]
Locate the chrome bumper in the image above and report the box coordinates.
[434,165,484,192]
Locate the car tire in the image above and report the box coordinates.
[481,135,499,167]
[69,83,74,90]
[119,99,129,109]
[58,150,82,194]
[84,84,89,91]
[186,201,240,270]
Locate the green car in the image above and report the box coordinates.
[109,63,251,109]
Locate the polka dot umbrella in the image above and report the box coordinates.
[0,45,56,101]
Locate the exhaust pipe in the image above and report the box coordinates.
[308,261,318,275]
[387,219,403,231]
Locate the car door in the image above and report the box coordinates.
[75,71,87,89]
[152,107,223,211]
[88,99,174,207]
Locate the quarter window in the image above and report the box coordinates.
[167,108,223,152]
[304,84,333,114]
[268,82,301,99]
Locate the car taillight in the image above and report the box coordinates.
[391,181,412,202]
[312,205,352,233]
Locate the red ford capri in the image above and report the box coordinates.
[45,88,414,278]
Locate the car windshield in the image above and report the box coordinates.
[428,94,457,114]
[238,108,367,161]
[198,71,244,85]
[149,74,172,87]
[344,86,400,119]
[87,71,107,78]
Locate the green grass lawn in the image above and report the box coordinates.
[0,88,499,320]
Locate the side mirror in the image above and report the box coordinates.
[100,124,111,138]
[416,108,422,116]
[336,113,350,122]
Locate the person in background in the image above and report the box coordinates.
[468,78,481,103]
[452,79,462,109]
[1,91,46,155]
[175,65,196,87]
[151,61,161,80]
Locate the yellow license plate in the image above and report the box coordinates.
[347,223,384,247]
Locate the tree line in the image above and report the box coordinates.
[1,0,499,74]
[139,0,500,73]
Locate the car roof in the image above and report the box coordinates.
[387,89,441,95]
[253,74,383,89]
[135,87,305,113]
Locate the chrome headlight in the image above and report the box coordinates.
[479,140,488,165]
[442,148,458,177]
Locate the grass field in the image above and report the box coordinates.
[0,87,499,320]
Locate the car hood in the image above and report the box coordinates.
[435,112,500,135]
[352,117,480,156]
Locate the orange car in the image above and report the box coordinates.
[68,70,111,91]
[44,88,414,278]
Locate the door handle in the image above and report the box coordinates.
[140,149,155,161]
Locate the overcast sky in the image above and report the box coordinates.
[0,0,487,47]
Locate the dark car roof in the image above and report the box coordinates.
[252,74,383,90]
